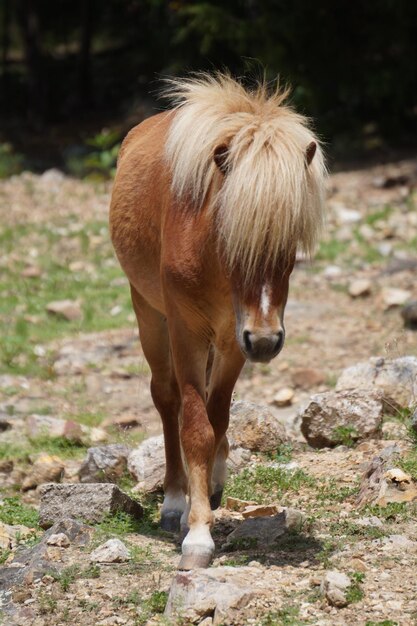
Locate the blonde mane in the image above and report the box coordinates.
[163,73,327,281]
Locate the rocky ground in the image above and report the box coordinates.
[0,159,417,625]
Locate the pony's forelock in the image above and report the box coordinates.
[163,72,327,284]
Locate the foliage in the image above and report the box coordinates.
[224,465,315,503]
[0,496,39,527]
[0,144,23,179]
[1,1,417,159]
[66,130,120,179]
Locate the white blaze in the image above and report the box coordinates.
[260,284,271,317]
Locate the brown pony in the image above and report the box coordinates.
[110,73,326,569]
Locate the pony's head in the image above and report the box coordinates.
[164,72,327,362]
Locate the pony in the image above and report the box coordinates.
[109,73,326,569]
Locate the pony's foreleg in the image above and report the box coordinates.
[206,345,245,509]
[130,286,187,532]
[168,319,216,569]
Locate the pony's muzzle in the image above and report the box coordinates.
[242,329,285,363]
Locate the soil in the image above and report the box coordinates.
[0,158,417,625]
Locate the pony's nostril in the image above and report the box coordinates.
[275,330,285,353]
[243,330,252,352]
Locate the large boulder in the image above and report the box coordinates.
[127,435,252,492]
[300,389,384,448]
[229,401,287,453]
[127,435,165,492]
[336,356,417,408]
[224,507,303,548]
[165,566,282,625]
[79,444,131,483]
[38,483,143,528]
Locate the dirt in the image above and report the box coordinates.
[0,158,417,625]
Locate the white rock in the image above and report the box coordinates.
[320,571,351,608]
[323,265,343,278]
[336,356,417,408]
[381,287,412,308]
[333,205,362,224]
[128,435,165,492]
[90,538,130,563]
[273,388,295,407]
[46,533,70,547]
[348,279,372,298]
[46,299,83,322]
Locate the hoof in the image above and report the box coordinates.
[160,511,182,533]
[210,489,223,510]
[178,553,213,570]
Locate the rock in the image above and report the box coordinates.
[102,415,142,431]
[225,497,257,512]
[348,279,372,298]
[46,299,83,321]
[21,454,64,491]
[38,483,143,528]
[300,389,383,448]
[127,435,165,492]
[0,522,34,550]
[79,444,131,483]
[90,538,130,563]
[320,571,351,608]
[228,401,287,453]
[292,368,325,389]
[356,445,417,507]
[43,518,93,546]
[227,445,251,473]
[165,566,281,625]
[46,533,70,547]
[381,287,412,309]
[354,516,383,528]
[241,504,279,519]
[224,508,303,548]
[128,435,251,492]
[272,387,295,407]
[21,265,42,279]
[336,356,417,408]
[26,414,84,443]
[26,414,107,446]
[401,300,417,330]
[333,205,362,224]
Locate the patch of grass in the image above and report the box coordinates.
[0,496,39,527]
[48,563,100,592]
[399,448,417,480]
[0,548,11,564]
[260,604,308,626]
[365,501,416,522]
[95,494,161,541]
[224,465,315,504]
[316,538,339,567]
[0,220,132,375]
[314,479,359,505]
[365,621,398,626]
[112,589,168,625]
[316,238,349,262]
[220,554,251,566]
[346,571,365,604]
[0,435,88,465]
[364,204,393,226]
[332,425,360,447]
[328,519,385,541]
[38,591,58,615]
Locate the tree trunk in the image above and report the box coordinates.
[78,0,94,108]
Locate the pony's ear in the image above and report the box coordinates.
[305,141,317,166]
[213,144,229,175]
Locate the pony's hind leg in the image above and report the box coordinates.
[130,285,187,532]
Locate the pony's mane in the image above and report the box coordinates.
[163,73,327,282]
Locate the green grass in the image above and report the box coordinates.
[0,435,88,464]
[260,605,309,626]
[364,204,393,226]
[316,238,349,262]
[0,496,39,527]
[346,572,365,604]
[332,425,360,447]
[224,465,315,504]
[0,220,132,375]
[48,563,101,591]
